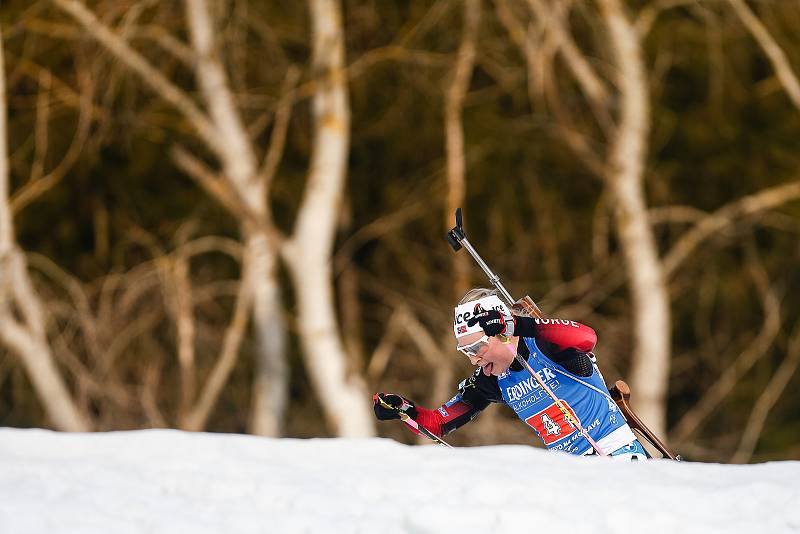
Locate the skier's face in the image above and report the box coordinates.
[456,332,517,376]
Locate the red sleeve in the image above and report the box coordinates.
[404,370,500,438]
[408,402,475,438]
[529,318,597,352]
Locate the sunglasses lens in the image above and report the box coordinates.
[457,336,488,357]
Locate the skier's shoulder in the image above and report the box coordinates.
[519,316,597,353]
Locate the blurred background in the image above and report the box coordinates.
[1,0,798,463]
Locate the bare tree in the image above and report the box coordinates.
[0,23,89,431]
[280,0,374,436]
[438,0,480,405]
[47,0,279,433]
[729,0,800,110]
[730,324,800,464]
[597,0,671,437]
[494,0,671,435]
[179,0,288,436]
[53,0,375,436]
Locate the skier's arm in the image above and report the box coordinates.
[373,369,502,438]
[468,309,598,376]
[467,310,597,354]
[513,316,597,354]
[416,369,503,437]
[513,317,597,376]
[412,399,481,438]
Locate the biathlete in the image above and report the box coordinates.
[374,288,648,460]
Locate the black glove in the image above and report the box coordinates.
[373,393,417,421]
[467,309,516,337]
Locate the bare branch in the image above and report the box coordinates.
[172,254,196,419]
[729,0,800,111]
[549,123,608,177]
[365,306,405,382]
[131,24,196,66]
[140,344,168,428]
[396,305,456,418]
[445,0,479,301]
[183,0,257,188]
[102,307,164,377]
[0,24,12,250]
[671,247,782,443]
[25,252,102,363]
[525,0,613,131]
[52,0,223,157]
[30,68,51,184]
[5,54,108,120]
[333,199,428,275]
[648,204,707,226]
[257,66,301,191]
[20,16,83,40]
[637,0,699,37]
[730,323,800,464]
[170,145,283,247]
[183,251,253,431]
[11,65,93,213]
[173,235,243,263]
[493,0,527,51]
[664,181,800,278]
[346,45,451,80]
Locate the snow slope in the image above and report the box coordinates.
[1,428,798,534]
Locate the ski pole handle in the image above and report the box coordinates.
[376,395,453,448]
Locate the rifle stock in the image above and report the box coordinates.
[609,380,681,461]
[511,295,546,319]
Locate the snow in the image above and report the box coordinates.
[1,428,798,534]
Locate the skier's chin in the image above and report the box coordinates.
[481,362,494,376]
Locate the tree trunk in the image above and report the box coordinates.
[247,229,288,436]
[184,0,289,436]
[0,27,89,431]
[440,0,480,404]
[281,0,374,437]
[598,0,671,437]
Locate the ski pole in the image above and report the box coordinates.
[447,208,545,319]
[398,412,453,448]
[377,396,453,448]
[446,208,606,457]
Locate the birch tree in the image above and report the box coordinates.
[496,0,800,440]
[495,0,670,435]
[437,0,480,405]
[597,0,671,437]
[280,0,374,436]
[53,0,375,436]
[0,23,89,431]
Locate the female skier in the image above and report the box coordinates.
[374,288,648,460]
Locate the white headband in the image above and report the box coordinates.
[453,295,511,337]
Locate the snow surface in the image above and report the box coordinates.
[1,428,799,534]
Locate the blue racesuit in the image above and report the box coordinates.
[411,318,648,459]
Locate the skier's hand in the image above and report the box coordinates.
[467,309,515,337]
[373,393,417,421]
